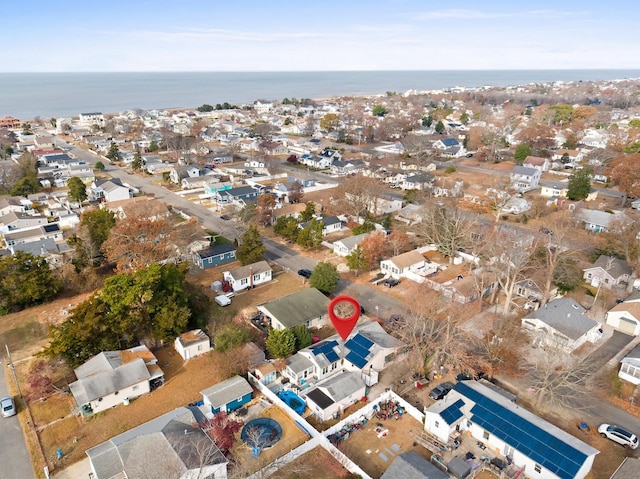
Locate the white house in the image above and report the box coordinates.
[606,292,640,336]
[619,344,640,384]
[174,329,212,360]
[575,209,630,233]
[304,371,366,421]
[223,260,272,292]
[423,381,598,479]
[332,232,370,257]
[258,288,330,331]
[381,250,426,279]
[501,197,531,215]
[69,345,164,416]
[583,255,632,290]
[510,165,540,192]
[523,155,550,172]
[521,298,602,352]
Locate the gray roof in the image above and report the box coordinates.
[86,407,226,479]
[259,288,329,329]
[201,375,252,408]
[226,260,271,281]
[588,255,632,279]
[356,321,403,349]
[286,353,314,374]
[195,243,236,259]
[318,371,364,402]
[524,298,598,340]
[576,209,629,228]
[512,165,538,176]
[332,232,370,250]
[70,358,150,405]
[381,451,449,479]
[610,457,640,479]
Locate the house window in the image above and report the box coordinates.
[483,431,489,440]
[534,464,542,473]
[132,385,139,391]
[197,345,203,351]
[434,420,440,428]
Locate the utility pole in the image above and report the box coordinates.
[5,344,23,398]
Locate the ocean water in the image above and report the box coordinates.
[1,70,639,120]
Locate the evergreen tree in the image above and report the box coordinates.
[273,216,299,242]
[435,120,445,134]
[266,328,296,358]
[0,252,61,312]
[131,149,143,170]
[567,168,592,201]
[106,141,122,161]
[67,177,88,203]
[309,261,340,294]
[297,218,323,249]
[214,323,250,351]
[292,324,313,350]
[514,144,532,165]
[345,245,369,276]
[237,225,265,265]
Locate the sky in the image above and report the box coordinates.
[2,0,639,72]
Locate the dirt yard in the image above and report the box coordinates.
[334,411,429,479]
[267,446,353,478]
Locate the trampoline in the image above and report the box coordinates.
[241,418,283,449]
[278,390,306,415]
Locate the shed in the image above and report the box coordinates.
[174,329,211,360]
[201,375,253,414]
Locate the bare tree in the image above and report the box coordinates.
[523,349,601,410]
[414,206,475,263]
[338,174,380,220]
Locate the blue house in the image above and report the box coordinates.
[193,243,236,269]
[201,375,253,414]
[214,186,261,205]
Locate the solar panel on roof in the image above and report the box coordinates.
[325,350,339,363]
[345,351,368,369]
[352,334,373,349]
[345,339,369,358]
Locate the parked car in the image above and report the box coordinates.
[598,424,639,449]
[297,269,312,279]
[220,214,231,220]
[383,278,400,288]
[456,369,487,382]
[428,382,454,400]
[1,396,16,417]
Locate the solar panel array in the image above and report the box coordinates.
[312,340,340,363]
[456,382,586,479]
[440,399,465,425]
[344,334,374,369]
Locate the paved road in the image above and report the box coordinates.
[0,363,35,479]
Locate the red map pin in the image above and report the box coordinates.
[328,295,361,341]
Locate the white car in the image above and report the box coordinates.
[1,396,16,417]
[598,424,638,449]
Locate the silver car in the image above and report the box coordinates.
[1,396,16,417]
[598,424,638,449]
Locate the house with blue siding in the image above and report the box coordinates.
[214,185,261,205]
[193,243,237,269]
[201,375,253,414]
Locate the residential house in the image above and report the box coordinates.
[90,178,131,203]
[432,178,463,198]
[501,197,531,214]
[610,458,640,479]
[69,345,165,416]
[169,165,201,184]
[402,173,434,190]
[381,250,426,279]
[394,204,424,226]
[304,371,366,421]
[3,223,63,248]
[201,375,253,414]
[552,148,581,165]
[521,298,602,352]
[193,243,237,269]
[423,381,598,479]
[381,452,449,479]
[369,192,404,215]
[580,129,608,149]
[432,137,463,157]
[0,211,48,234]
[107,197,171,221]
[523,155,550,172]
[332,232,371,257]
[575,209,630,233]
[214,185,261,205]
[271,203,307,225]
[174,329,211,360]
[618,345,640,384]
[78,112,105,127]
[540,181,569,198]
[86,407,228,479]
[330,159,366,176]
[300,215,343,236]
[223,260,272,291]
[514,279,557,304]
[583,255,632,289]
[606,292,640,336]
[510,165,541,192]
[0,197,29,216]
[257,288,330,331]
[441,270,497,305]
[374,142,405,155]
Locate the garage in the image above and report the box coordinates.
[618,316,638,336]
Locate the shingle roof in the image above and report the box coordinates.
[226,260,271,281]
[201,375,252,408]
[386,250,425,269]
[524,298,597,340]
[258,288,329,329]
[381,451,449,479]
[588,255,632,279]
[195,243,236,259]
